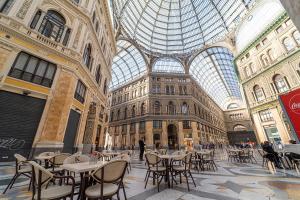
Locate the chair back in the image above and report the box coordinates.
[92,160,127,183]
[181,153,192,169]
[159,149,167,155]
[50,153,71,165]
[63,154,90,164]
[145,153,161,166]
[38,152,55,157]
[14,154,27,163]
[29,161,53,188]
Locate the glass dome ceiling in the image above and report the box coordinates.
[110,40,147,89]
[114,0,249,55]
[152,57,185,74]
[190,47,242,109]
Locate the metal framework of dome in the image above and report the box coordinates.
[152,57,185,74]
[114,0,250,56]
[110,40,147,89]
[190,47,242,109]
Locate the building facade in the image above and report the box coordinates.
[235,3,300,144]
[0,0,116,161]
[108,72,228,150]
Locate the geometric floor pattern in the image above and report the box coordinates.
[1,150,300,200]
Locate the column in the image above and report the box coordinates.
[161,121,168,148]
[252,113,268,143]
[178,121,184,147]
[126,124,130,148]
[270,107,291,143]
[191,122,199,145]
[145,121,153,148]
[280,1,300,32]
[135,122,140,148]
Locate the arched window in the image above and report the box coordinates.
[168,101,176,115]
[253,85,265,102]
[227,103,239,110]
[261,54,270,66]
[267,49,275,61]
[83,44,92,69]
[110,111,114,122]
[273,74,289,93]
[233,124,247,131]
[244,66,252,77]
[141,102,146,116]
[283,37,296,52]
[154,101,161,115]
[38,10,66,42]
[132,105,136,117]
[293,31,300,44]
[30,10,42,29]
[117,109,120,120]
[95,21,99,33]
[124,107,127,119]
[0,0,15,13]
[103,78,107,94]
[95,64,102,85]
[181,102,188,114]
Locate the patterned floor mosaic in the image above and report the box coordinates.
[1,151,300,200]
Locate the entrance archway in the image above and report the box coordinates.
[167,124,178,149]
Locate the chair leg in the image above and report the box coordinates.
[144,171,150,189]
[117,191,120,200]
[144,171,149,182]
[3,174,17,194]
[189,171,196,187]
[9,173,20,189]
[185,173,190,191]
[122,183,127,200]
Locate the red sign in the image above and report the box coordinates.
[280,88,300,140]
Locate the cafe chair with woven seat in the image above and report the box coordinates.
[3,154,32,194]
[144,153,166,192]
[49,153,71,173]
[202,150,218,171]
[85,160,128,200]
[170,153,196,191]
[28,161,75,200]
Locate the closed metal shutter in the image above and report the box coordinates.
[63,109,81,154]
[0,91,46,161]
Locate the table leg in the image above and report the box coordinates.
[78,172,89,200]
[167,159,170,188]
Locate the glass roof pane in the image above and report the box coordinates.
[153,57,185,74]
[110,40,147,89]
[115,0,249,56]
[190,47,242,109]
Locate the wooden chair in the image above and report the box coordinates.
[29,161,75,200]
[3,154,32,194]
[85,160,128,200]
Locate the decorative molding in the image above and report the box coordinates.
[16,0,33,19]
[73,22,83,48]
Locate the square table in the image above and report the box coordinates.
[60,161,107,200]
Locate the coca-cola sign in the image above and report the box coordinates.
[289,94,300,115]
[280,88,300,141]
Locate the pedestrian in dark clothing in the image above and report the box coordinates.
[139,138,145,161]
[262,141,282,168]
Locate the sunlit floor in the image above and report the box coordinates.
[1,151,300,200]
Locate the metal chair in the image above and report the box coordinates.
[171,153,196,191]
[29,161,75,200]
[3,154,32,194]
[144,153,166,192]
[85,160,128,200]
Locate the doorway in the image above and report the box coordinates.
[63,109,81,154]
[167,124,178,149]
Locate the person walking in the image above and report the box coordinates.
[139,138,145,161]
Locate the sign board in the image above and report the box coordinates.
[279,88,300,142]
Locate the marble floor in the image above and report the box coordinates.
[1,151,300,200]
